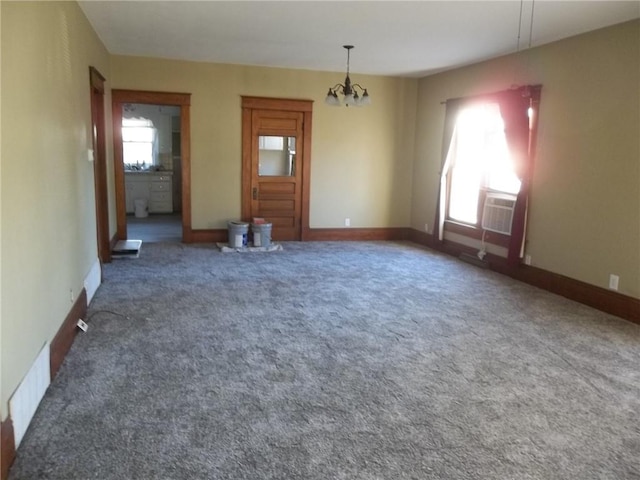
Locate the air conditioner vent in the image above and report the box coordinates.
[482,193,517,235]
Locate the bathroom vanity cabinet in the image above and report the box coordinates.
[125,172,173,214]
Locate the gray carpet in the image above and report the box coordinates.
[9,241,640,479]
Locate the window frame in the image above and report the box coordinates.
[436,86,542,265]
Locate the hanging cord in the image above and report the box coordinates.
[524,0,536,81]
[478,230,487,260]
[512,0,535,89]
[512,0,525,87]
[528,0,535,49]
[516,0,524,53]
[346,46,351,77]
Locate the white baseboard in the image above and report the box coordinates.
[84,258,101,305]
[9,342,51,448]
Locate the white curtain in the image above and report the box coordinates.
[438,124,459,241]
[151,127,159,165]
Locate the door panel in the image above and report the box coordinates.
[259,199,296,212]
[268,217,296,227]
[259,183,296,194]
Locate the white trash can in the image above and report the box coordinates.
[134,199,148,218]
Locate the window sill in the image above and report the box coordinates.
[443,220,510,248]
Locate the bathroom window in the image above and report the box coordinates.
[122,118,157,167]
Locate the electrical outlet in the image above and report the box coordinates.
[609,274,619,291]
[345,218,350,227]
[77,319,88,332]
[70,289,74,303]
[524,254,532,265]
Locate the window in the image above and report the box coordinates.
[122,117,157,167]
[447,103,521,225]
[437,86,541,265]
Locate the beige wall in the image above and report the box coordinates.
[1,1,112,419]
[110,56,418,229]
[412,20,640,299]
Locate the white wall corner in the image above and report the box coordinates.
[84,258,102,305]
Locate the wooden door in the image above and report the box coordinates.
[251,110,303,240]
[242,97,313,242]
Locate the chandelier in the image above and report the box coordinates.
[325,45,371,107]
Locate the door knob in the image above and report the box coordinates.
[252,187,258,200]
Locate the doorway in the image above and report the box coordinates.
[241,97,313,241]
[112,90,191,243]
[121,103,181,242]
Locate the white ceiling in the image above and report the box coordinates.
[78,1,640,78]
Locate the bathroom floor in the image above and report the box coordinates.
[127,213,182,243]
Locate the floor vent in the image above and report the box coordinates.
[459,252,489,269]
[112,239,142,259]
[9,342,51,447]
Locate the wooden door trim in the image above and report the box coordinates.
[241,106,253,223]
[242,96,313,112]
[300,110,312,241]
[241,96,313,240]
[111,90,192,242]
[89,67,110,263]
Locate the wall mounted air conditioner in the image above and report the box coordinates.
[482,193,517,235]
